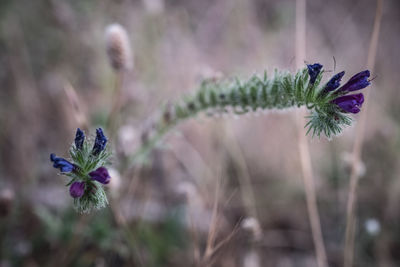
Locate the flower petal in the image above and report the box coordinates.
[324,71,345,92]
[337,70,370,93]
[92,128,108,155]
[74,128,85,150]
[332,93,364,114]
[70,181,85,198]
[307,63,323,84]
[89,167,111,184]
[50,153,75,173]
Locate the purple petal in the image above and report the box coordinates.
[89,167,111,184]
[332,93,364,114]
[307,63,323,84]
[74,128,85,150]
[337,70,370,93]
[70,182,85,198]
[50,153,75,173]
[92,128,108,155]
[324,71,345,92]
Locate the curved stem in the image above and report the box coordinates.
[124,66,353,167]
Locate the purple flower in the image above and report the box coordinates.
[50,153,75,173]
[337,70,370,93]
[324,71,345,92]
[307,63,323,84]
[332,93,364,114]
[89,167,110,184]
[70,181,85,198]
[92,128,107,155]
[74,128,85,150]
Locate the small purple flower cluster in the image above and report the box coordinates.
[50,128,111,199]
[307,63,371,114]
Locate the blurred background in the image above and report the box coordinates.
[0,0,399,266]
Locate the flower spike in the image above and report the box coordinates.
[49,128,111,213]
[140,63,372,140]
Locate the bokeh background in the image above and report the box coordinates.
[1,0,400,266]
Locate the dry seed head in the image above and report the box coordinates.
[104,23,133,71]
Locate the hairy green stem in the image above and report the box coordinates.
[127,67,353,166]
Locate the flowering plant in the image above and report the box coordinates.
[50,63,372,213]
[305,64,370,137]
[50,128,111,213]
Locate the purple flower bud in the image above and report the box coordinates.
[324,71,345,92]
[92,128,108,155]
[74,128,85,150]
[89,167,110,184]
[70,181,85,198]
[332,93,364,114]
[50,153,75,173]
[307,63,323,84]
[337,70,370,93]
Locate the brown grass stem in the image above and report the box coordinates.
[221,122,259,221]
[106,71,125,138]
[295,1,328,267]
[344,0,383,266]
[204,176,221,261]
[64,82,88,130]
